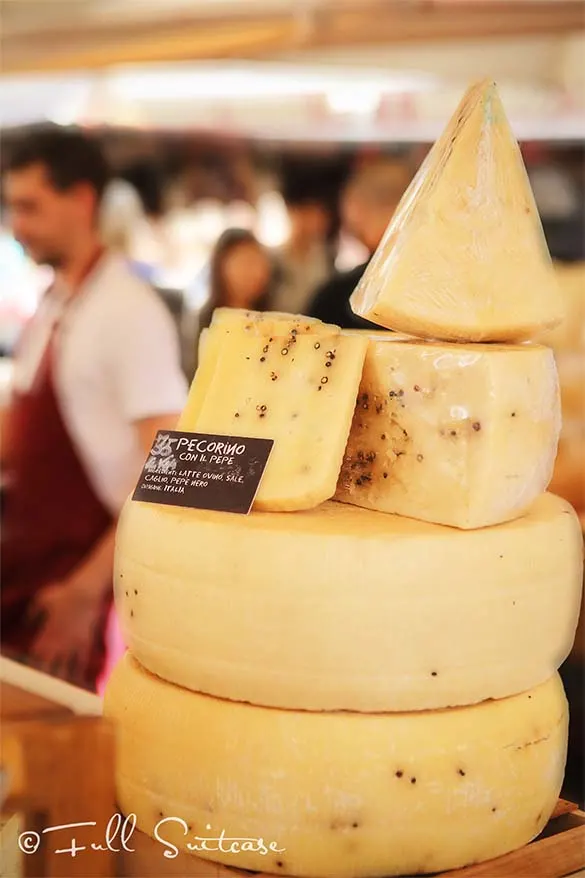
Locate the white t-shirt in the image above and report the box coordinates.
[11,252,188,514]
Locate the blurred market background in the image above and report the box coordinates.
[0,0,584,799]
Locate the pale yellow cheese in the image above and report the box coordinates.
[350,80,564,342]
[209,307,333,334]
[115,493,583,712]
[550,419,585,512]
[556,351,585,421]
[104,654,568,878]
[336,338,560,528]
[180,323,368,511]
[539,261,585,351]
[182,308,338,427]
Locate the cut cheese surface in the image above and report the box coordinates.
[350,79,564,342]
[104,654,568,878]
[336,338,561,528]
[180,321,368,511]
[115,493,583,712]
[180,309,338,427]
[208,307,333,334]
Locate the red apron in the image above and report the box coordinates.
[1,302,113,690]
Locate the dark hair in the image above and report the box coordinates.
[7,126,110,205]
[121,160,165,218]
[199,228,272,329]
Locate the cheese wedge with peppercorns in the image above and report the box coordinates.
[105,653,568,878]
[180,308,340,429]
[181,316,368,511]
[336,338,561,528]
[350,79,564,341]
[208,307,334,334]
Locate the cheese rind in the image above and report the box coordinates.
[180,322,368,511]
[104,654,568,878]
[336,339,561,528]
[115,493,583,712]
[350,80,564,341]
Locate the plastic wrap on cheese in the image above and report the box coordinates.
[350,79,565,342]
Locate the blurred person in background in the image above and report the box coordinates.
[272,186,334,315]
[187,227,275,373]
[525,144,585,264]
[309,156,413,328]
[1,128,188,690]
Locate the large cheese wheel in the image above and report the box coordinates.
[115,493,583,712]
[104,654,568,878]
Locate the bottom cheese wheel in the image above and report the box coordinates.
[104,653,568,878]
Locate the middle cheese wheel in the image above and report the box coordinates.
[115,492,583,712]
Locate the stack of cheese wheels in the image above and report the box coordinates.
[104,79,584,878]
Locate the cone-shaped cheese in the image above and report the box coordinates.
[114,493,583,712]
[336,338,561,528]
[179,311,368,511]
[104,654,568,878]
[351,80,564,342]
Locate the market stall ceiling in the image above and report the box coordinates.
[2,0,584,72]
[1,59,583,142]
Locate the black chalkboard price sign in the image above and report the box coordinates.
[132,430,274,514]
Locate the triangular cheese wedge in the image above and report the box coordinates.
[351,79,565,342]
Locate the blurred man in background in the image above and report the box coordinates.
[309,156,412,328]
[1,128,187,690]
